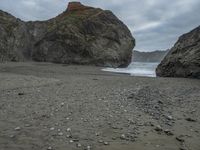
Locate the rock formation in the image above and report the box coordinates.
[66,2,92,12]
[156,26,200,78]
[0,2,135,67]
[0,10,32,62]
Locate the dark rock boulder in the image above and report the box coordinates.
[156,26,200,78]
[0,2,135,67]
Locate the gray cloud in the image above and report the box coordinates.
[0,0,200,51]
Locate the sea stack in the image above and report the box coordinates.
[0,2,135,67]
[156,26,200,78]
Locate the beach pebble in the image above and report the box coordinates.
[58,132,63,136]
[15,127,21,131]
[120,134,126,140]
[10,135,15,138]
[166,115,173,120]
[67,128,71,132]
[69,140,74,143]
[47,146,53,150]
[66,134,72,138]
[86,145,91,150]
[164,129,174,136]
[155,125,162,132]
[95,132,100,136]
[98,140,103,143]
[50,127,55,131]
[25,123,31,127]
[124,109,128,112]
[77,143,82,147]
[104,141,109,145]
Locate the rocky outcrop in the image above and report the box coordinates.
[156,26,200,78]
[0,10,32,62]
[0,2,135,67]
[132,50,169,62]
[66,2,92,12]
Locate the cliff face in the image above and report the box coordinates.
[156,26,200,78]
[0,10,32,62]
[0,2,135,67]
[132,50,169,62]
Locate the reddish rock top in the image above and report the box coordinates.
[67,2,91,12]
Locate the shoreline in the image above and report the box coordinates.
[0,62,199,150]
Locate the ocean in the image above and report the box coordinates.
[102,62,159,77]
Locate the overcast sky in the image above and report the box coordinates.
[0,0,200,51]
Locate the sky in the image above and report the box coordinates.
[0,0,200,52]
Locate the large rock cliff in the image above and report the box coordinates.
[156,26,200,78]
[0,2,135,67]
[0,10,32,62]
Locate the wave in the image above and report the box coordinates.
[102,62,159,77]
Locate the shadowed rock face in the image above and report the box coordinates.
[156,26,200,78]
[0,2,135,67]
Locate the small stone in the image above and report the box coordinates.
[77,143,82,147]
[112,137,117,140]
[164,129,174,136]
[50,127,55,131]
[155,125,162,132]
[61,102,65,106]
[156,145,160,147]
[166,115,173,120]
[69,140,74,143]
[67,128,71,132]
[95,132,100,136]
[10,135,15,138]
[47,146,53,150]
[98,140,103,143]
[86,145,91,150]
[58,132,63,136]
[104,141,109,145]
[15,127,21,131]
[25,124,31,127]
[120,134,126,140]
[66,134,72,138]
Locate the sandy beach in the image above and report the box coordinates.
[0,62,199,150]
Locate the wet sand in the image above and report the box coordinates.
[0,62,199,150]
